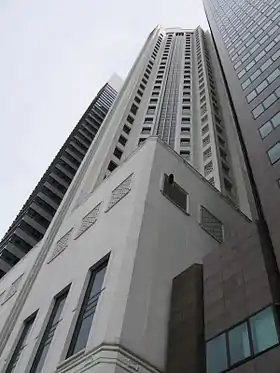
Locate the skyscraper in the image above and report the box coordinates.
[0,77,120,278]
[0,26,279,373]
[203,0,280,267]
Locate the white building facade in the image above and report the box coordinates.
[0,137,253,373]
[2,26,279,373]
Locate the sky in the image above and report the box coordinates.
[0,0,208,238]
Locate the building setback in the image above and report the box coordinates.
[0,78,120,278]
[0,25,279,373]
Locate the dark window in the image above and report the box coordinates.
[113,147,123,160]
[134,96,141,104]
[127,115,134,125]
[130,104,138,116]
[107,161,117,172]
[162,174,188,212]
[123,125,131,135]
[6,312,37,373]
[119,135,127,146]
[30,288,69,373]
[67,261,108,357]
[141,127,151,135]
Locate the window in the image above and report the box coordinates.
[247,90,257,102]
[259,122,273,139]
[180,138,190,146]
[144,117,153,124]
[113,147,122,160]
[263,93,277,109]
[162,174,188,212]
[30,288,69,373]
[271,112,280,128]
[268,142,280,164]
[206,333,228,373]
[180,150,190,160]
[67,261,108,357]
[127,115,134,125]
[228,322,251,365]
[250,307,278,354]
[252,104,264,118]
[201,206,223,243]
[130,103,138,116]
[141,127,151,135]
[147,106,156,115]
[6,312,37,373]
[123,125,131,135]
[107,161,117,172]
[134,96,141,104]
[119,135,127,146]
[138,138,146,145]
[181,127,190,134]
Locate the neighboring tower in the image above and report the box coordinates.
[203,0,280,266]
[71,26,251,216]
[0,77,121,278]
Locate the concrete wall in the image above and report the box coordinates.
[0,138,251,373]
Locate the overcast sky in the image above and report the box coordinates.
[0,0,208,237]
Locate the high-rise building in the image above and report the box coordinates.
[0,26,279,373]
[0,77,121,278]
[203,0,280,267]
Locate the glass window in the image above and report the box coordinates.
[252,104,264,118]
[206,333,228,373]
[6,313,37,373]
[238,69,246,78]
[250,307,278,354]
[67,262,107,357]
[263,93,277,109]
[256,80,268,94]
[259,122,273,138]
[261,58,272,72]
[30,289,69,373]
[268,142,280,164]
[247,90,257,102]
[271,112,280,128]
[228,322,251,365]
[267,69,280,83]
[255,50,265,62]
[251,69,261,81]
[242,79,251,90]
[246,60,255,71]
[272,49,280,61]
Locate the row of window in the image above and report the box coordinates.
[207,306,279,373]
[252,85,280,119]
[259,111,280,139]
[107,37,163,173]
[246,66,280,103]
[230,10,280,66]
[5,259,108,373]
[241,47,280,90]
